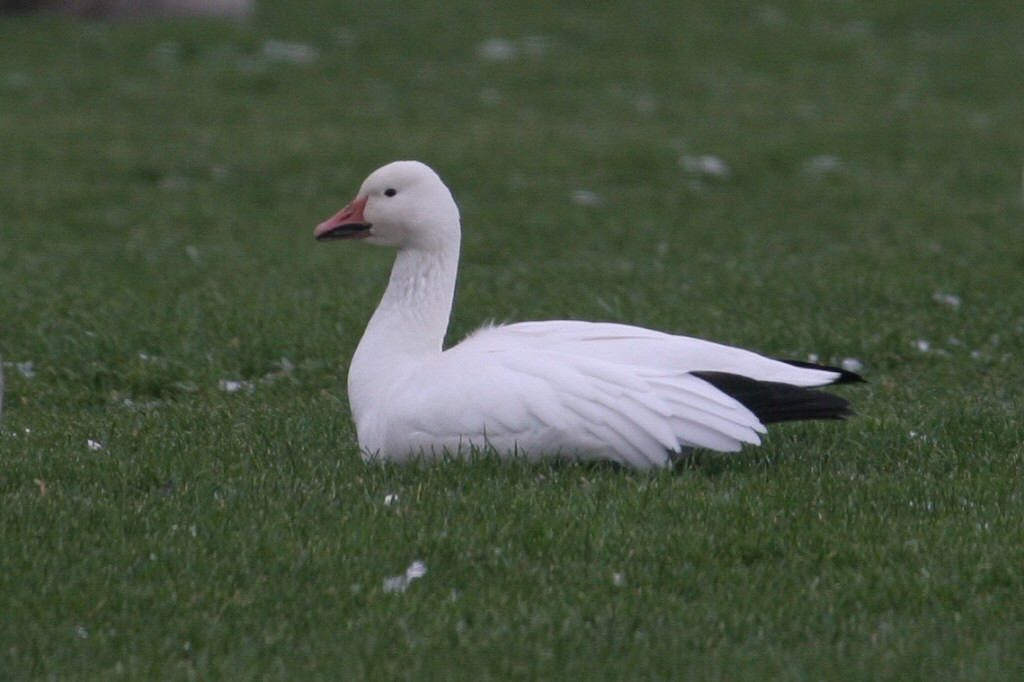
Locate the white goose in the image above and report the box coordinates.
[314,160,862,469]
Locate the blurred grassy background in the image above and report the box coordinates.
[1,1,1023,679]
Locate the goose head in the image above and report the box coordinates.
[314,160,460,250]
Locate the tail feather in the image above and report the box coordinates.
[776,359,866,385]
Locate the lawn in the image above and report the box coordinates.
[2,1,1023,679]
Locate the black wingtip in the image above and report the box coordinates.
[777,359,867,384]
[692,371,858,424]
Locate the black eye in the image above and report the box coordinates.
[384,188,397,197]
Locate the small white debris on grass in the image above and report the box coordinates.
[6,361,37,379]
[384,493,399,506]
[477,38,517,62]
[570,190,603,206]
[841,357,864,372]
[679,154,731,178]
[383,560,427,594]
[914,339,931,353]
[87,439,104,451]
[218,379,254,393]
[261,40,318,65]
[476,35,552,62]
[612,572,626,587]
[800,154,843,177]
[74,625,89,640]
[932,292,962,309]
[210,164,229,182]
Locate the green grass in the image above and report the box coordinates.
[2,0,1024,679]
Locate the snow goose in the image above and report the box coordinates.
[314,160,862,469]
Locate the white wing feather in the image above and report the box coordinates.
[357,320,812,469]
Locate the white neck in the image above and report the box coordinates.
[363,240,460,356]
[346,232,461,432]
